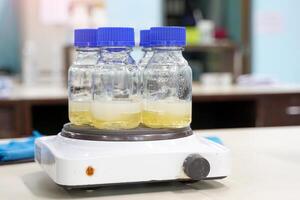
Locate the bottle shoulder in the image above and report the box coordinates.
[98,50,136,65]
[146,51,189,68]
[138,55,152,70]
[94,63,140,75]
[145,58,190,73]
[96,54,138,69]
[73,51,99,66]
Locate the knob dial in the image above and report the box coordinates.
[183,154,210,180]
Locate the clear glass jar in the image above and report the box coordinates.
[142,27,192,128]
[68,48,98,125]
[91,27,141,130]
[92,46,141,129]
[68,29,98,126]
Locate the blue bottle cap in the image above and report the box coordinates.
[140,30,151,48]
[150,26,186,47]
[97,27,135,47]
[74,29,97,47]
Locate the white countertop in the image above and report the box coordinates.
[2,84,300,101]
[1,126,300,200]
[1,85,67,100]
[192,84,300,96]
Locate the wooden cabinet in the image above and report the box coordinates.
[1,89,300,138]
[0,100,24,138]
[192,100,256,129]
[0,98,68,138]
[257,95,300,127]
[192,92,300,130]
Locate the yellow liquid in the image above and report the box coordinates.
[91,101,141,129]
[142,100,191,128]
[69,101,91,125]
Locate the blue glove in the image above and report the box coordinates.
[205,136,224,145]
[0,131,42,162]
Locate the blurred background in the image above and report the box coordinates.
[1,0,300,138]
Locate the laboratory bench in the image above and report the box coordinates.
[1,126,300,200]
[0,86,67,138]
[1,84,300,138]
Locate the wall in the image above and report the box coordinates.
[106,0,163,60]
[20,0,68,86]
[0,0,21,73]
[107,0,162,33]
[252,0,300,84]
[225,0,241,44]
[19,0,163,85]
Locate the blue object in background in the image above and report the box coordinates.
[205,136,224,145]
[0,131,42,162]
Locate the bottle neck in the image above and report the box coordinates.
[153,46,183,51]
[149,46,187,67]
[141,47,153,59]
[75,47,99,64]
[142,47,152,52]
[75,47,99,53]
[99,47,133,63]
[152,46,184,57]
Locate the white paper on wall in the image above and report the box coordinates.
[39,0,70,25]
[254,11,284,35]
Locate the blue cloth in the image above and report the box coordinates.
[0,131,42,162]
[205,136,224,145]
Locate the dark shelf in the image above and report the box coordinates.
[185,40,237,52]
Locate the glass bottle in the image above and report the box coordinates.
[68,29,98,125]
[91,27,141,129]
[138,29,153,95]
[142,27,192,128]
